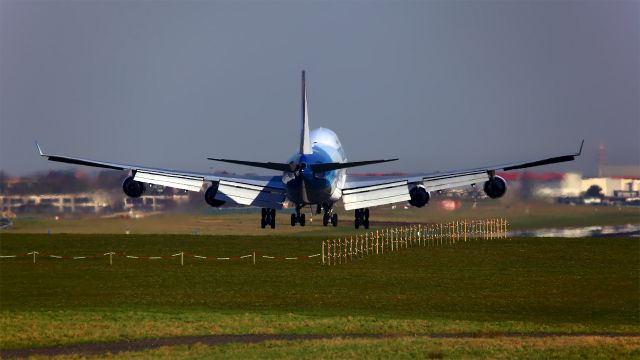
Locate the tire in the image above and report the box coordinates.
[300,213,306,227]
[261,208,267,217]
[364,219,370,229]
[270,213,276,229]
[355,218,360,229]
[322,214,329,226]
[364,208,370,220]
[261,218,266,229]
[332,214,338,227]
[291,213,296,227]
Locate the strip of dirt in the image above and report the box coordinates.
[2,333,639,359]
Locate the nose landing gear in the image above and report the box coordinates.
[354,208,369,229]
[322,207,338,227]
[261,208,276,229]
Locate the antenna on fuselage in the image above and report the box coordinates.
[300,70,313,155]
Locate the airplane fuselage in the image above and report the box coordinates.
[282,127,346,207]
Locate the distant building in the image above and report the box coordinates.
[499,172,640,199]
[581,177,640,197]
[0,193,111,213]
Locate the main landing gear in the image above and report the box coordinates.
[261,208,276,229]
[290,205,306,227]
[354,208,370,229]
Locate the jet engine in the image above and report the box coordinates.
[409,185,430,208]
[483,176,507,199]
[122,176,145,198]
[205,183,226,207]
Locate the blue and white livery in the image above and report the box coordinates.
[37,71,583,229]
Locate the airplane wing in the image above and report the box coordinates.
[36,143,287,208]
[341,141,584,211]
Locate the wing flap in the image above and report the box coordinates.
[342,181,410,211]
[134,171,204,192]
[423,172,488,192]
[216,180,287,208]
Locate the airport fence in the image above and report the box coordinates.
[0,250,321,265]
[321,218,508,266]
[0,218,507,267]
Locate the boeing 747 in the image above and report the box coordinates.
[37,71,583,229]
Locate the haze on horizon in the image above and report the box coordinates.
[1,1,638,178]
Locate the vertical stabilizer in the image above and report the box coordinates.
[300,70,313,155]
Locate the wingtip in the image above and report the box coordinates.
[577,139,584,156]
[35,141,44,156]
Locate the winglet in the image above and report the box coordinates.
[576,139,584,156]
[35,141,44,156]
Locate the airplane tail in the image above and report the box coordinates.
[300,70,313,155]
[207,71,399,173]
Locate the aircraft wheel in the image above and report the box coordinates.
[291,213,297,227]
[364,219,370,229]
[355,218,360,229]
[332,213,338,227]
[299,213,306,227]
[322,214,329,226]
[260,208,267,228]
[270,213,276,229]
[364,208,370,220]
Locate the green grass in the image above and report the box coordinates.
[36,337,640,360]
[0,234,638,351]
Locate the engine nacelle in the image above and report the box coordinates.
[483,175,507,199]
[205,183,226,207]
[409,185,430,208]
[122,176,145,198]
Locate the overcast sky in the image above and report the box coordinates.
[1,0,638,177]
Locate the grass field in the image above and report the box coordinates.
[44,337,640,360]
[1,233,638,358]
[6,201,640,235]
[18,337,640,359]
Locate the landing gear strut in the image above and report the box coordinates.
[261,208,276,229]
[354,208,369,229]
[321,205,338,227]
[290,205,306,227]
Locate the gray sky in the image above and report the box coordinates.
[1,0,638,176]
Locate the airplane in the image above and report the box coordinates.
[37,71,583,229]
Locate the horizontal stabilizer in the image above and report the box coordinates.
[207,158,294,172]
[310,159,398,173]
